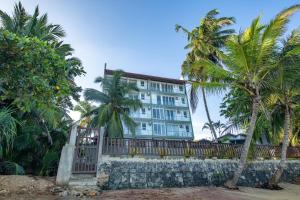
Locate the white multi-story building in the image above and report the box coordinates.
[104,68,194,140]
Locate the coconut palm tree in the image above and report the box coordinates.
[0,2,65,42]
[176,9,235,141]
[74,101,97,127]
[84,70,142,138]
[266,29,300,187]
[202,120,227,138]
[191,5,300,188]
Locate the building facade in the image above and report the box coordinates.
[104,68,194,140]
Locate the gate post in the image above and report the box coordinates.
[56,125,78,185]
[96,127,105,176]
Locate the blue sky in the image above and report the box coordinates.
[1,0,300,139]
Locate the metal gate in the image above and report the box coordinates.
[72,128,99,173]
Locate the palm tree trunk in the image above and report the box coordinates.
[224,95,260,188]
[268,104,290,186]
[201,87,218,141]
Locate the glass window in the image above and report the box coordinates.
[142,123,146,130]
[162,96,175,106]
[162,84,173,93]
[129,80,137,86]
[179,85,184,92]
[141,93,145,100]
[183,111,187,118]
[153,123,165,135]
[152,108,164,119]
[185,125,190,133]
[150,82,160,91]
[165,110,174,120]
[166,124,179,136]
[141,81,144,87]
[141,108,145,114]
[181,97,185,104]
[157,95,161,105]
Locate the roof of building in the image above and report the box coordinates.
[104,68,186,84]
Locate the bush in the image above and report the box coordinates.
[0,161,25,175]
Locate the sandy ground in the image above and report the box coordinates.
[1,176,300,200]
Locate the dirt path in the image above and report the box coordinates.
[98,183,300,200]
[1,176,300,200]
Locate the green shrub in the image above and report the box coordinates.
[0,161,25,175]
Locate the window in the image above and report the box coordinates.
[141,93,145,100]
[150,82,160,91]
[162,96,175,106]
[166,124,179,136]
[181,98,185,104]
[141,81,145,87]
[157,95,161,105]
[165,110,174,120]
[153,123,165,135]
[179,86,184,92]
[185,125,190,133]
[183,111,187,118]
[129,94,139,100]
[162,84,173,93]
[142,123,146,131]
[152,108,164,119]
[141,108,146,114]
[129,80,137,86]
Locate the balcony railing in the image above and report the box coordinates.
[123,128,193,138]
[130,113,190,121]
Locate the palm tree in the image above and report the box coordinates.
[266,29,300,187]
[74,101,97,127]
[202,120,226,138]
[84,70,142,138]
[0,2,65,42]
[195,5,300,188]
[176,9,235,141]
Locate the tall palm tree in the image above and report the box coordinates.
[0,2,65,42]
[266,29,300,187]
[192,5,300,188]
[84,70,142,138]
[176,9,235,141]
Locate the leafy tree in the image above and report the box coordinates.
[176,9,235,141]
[0,2,85,175]
[84,70,142,138]
[189,5,300,188]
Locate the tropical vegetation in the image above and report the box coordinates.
[0,2,84,175]
[84,70,142,138]
[176,9,235,141]
[180,5,300,188]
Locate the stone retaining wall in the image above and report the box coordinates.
[97,157,300,190]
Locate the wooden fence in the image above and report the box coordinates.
[102,137,300,159]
